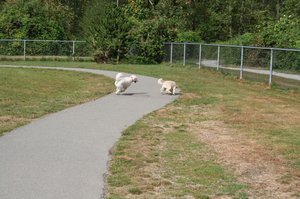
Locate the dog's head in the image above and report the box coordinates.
[158,78,163,85]
[131,75,138,83]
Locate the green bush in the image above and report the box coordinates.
[259,15,300,48]
[177,31,202,43]
[0,0,73,55]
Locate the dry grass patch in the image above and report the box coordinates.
[107,103,248,199]
[223,93,300,169]
[190,119,300,198]
[173,93,300,198]
[0,116,31,133]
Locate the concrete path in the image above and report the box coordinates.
[0,66,178,199]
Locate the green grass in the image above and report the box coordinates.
[0,67,114,135]
[107,116,248,198]
[1,61,299,198]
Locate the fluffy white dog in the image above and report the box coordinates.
[158,78,177,95]
[114,73,138,94]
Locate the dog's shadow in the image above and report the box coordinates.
[172,93,181,96]
[122,92,181,96]
[161,92,181,96]
[166,94,181,96]
[121,92,148,96]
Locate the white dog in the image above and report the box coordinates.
[158,78,177,95]
[114,73,138,94]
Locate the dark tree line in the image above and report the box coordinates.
[0,0,299,63]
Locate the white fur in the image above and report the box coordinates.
[158,78,177,95]
[114,73,138,94]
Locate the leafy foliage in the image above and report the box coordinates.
[0,0,299,64]
[120,1,173,63]
[259,15,300,48]
[0,0,73,40]
[82,0,131,63]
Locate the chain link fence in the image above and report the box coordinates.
[164,42,300,88]
[1,39,299,88]
[0,39,92,61]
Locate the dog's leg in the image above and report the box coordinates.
[166,87,172,94]
[172,87,176,95]
[115,88,121,95]
[160,87,165,94]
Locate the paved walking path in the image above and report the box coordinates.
[0,65,178,199]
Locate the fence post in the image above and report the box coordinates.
[198,44,202,69]
[269,48,274,86]
[170,43,173,64]
[23,40,26,61]
[72,41,75,61]
[240,46,244,79]
[217,45,220,70]
[183,43,186,66]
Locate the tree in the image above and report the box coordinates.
[283,0,300,17]
[56,0,91,37]
[260,15,300,48]
[124,0,177,63]
[0,0,73,39]
[81,0,131,63]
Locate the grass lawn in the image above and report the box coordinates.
[0,67,114,135]
[1,61,299,198]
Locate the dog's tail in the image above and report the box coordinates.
[158,78,164,85]
[115,73,123,81]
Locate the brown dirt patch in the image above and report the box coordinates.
[0,115,29,122]
[151,101,300,198]
[0,116,31,133]
[190,119,300,198]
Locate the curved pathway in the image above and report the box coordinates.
[0,65,178,199]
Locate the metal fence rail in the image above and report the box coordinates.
[1,39,300,87]
[0,39,90,60]
[164,42,300,86]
